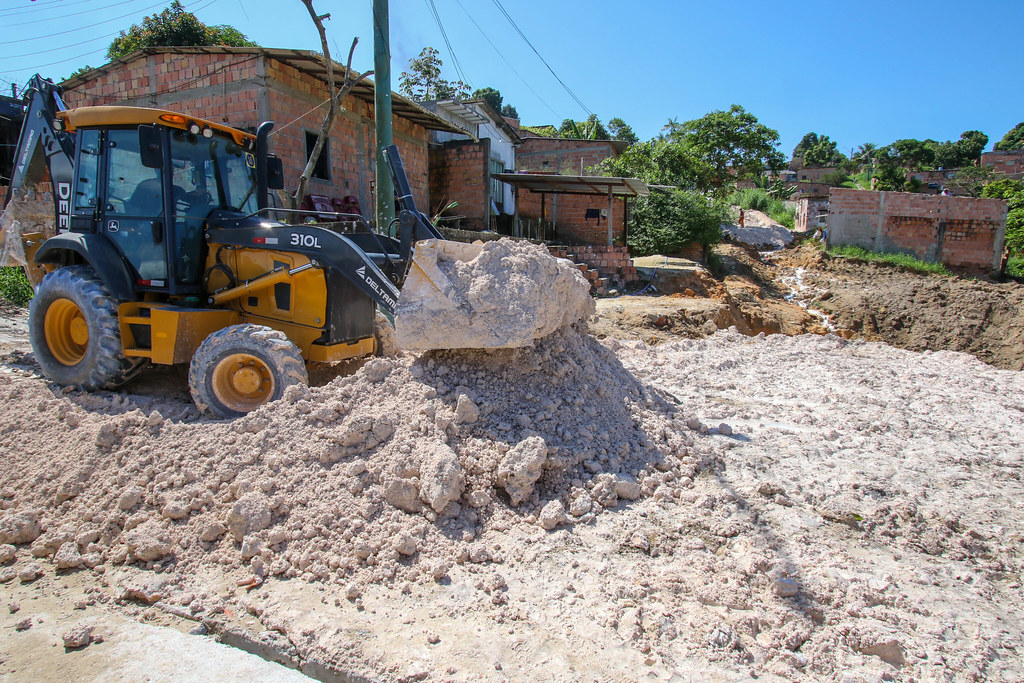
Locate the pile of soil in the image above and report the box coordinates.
[0,325,1022,681]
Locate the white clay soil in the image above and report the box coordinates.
[395,238,595,351]
[0,316,1022,680]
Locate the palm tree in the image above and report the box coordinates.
[854,143,878,170]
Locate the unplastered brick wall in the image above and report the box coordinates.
[981,150,1024,179]
[549,244,639,291]
[63,50,432,220]
[517,191,627,245]
[828,188,1008,275]
[516,138,619,175]
[428,139,490,230]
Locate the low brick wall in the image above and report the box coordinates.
[827,188,1007,275]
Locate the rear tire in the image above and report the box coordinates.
[189,324,308,419]
[28,265,145,390]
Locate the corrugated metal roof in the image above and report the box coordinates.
[492,173,649,197]
[60,46,469,136]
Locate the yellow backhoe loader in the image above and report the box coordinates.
[1,75,477,418]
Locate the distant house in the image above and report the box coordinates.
[420,98,522,232]
[60,46,467,222]
[981,150,1024,180]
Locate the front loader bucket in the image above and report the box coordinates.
[393,238,595,352]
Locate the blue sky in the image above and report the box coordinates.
[2,0,1022,157]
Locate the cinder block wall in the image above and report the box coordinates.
[428,138,490,230]
[828,188,1008,274]
[63,51,431,221]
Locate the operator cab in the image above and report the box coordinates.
[59,107,270,298]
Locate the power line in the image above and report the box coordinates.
[0,0,102,16]
[423,0,470,89]
[488,0,591,116]
[6,0,144,28]
[451,0,559,118]
[5,0,175,44]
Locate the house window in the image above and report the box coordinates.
[305,131,331,180]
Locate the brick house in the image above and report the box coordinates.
[827,188,1007,275]
[59,46,467,221]
[981,150,1024,180]
[510,133,631,244]
[419,98,522,232]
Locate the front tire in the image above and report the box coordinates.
[189,324,308,419]
[28,265,145,390]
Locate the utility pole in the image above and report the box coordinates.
[373,0,395,235]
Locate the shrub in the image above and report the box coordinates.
[627,189,726,257]
[827,246,952,276]
[727,188,796,229]
[0,267,33,306]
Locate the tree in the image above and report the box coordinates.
[803,135,847,168]
[935,130,989,169]
[994,122,1024,151]
[944,165,1002,198]
[607,117,638,145]
[982,179,1024,253]
[398,47,468,101]
[625,189,726,256]
[558,114,610,140]
[819,170,852,188]
[672,104,785,192]
[472,87,502,112]
[793,132,820,160]
[853,143,878,168]
[107,1,255,61]
[889,138,937,171]
[871,147,906,191]
[500,104,519,119]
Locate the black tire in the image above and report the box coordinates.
[189,324,308,419]
[28,265,145,390]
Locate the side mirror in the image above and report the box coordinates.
[266,155,284,190]
[139,125,163,168]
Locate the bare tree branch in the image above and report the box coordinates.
[290,0,373,213]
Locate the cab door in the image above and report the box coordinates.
[99,128,169,287]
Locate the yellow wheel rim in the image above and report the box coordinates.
[211,353,274,413]
[44,298,89,366]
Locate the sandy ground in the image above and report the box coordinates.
[0,244,1022,681]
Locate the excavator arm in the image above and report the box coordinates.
[3,75,76,226]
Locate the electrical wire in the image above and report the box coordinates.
[0,0,102,16]
[423,0,470,89]
[5,0,179,44]
[488,0,591,116]
[5,0,144,28]
[450,0,559,118]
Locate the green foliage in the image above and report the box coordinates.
[607,117,638,145]
[558,114,610,140]
[754,175,796,201]
[501,103,519,119]
[982,178,1024,253]
[521,125,557,137]
[994,122,1024,151]
[819,170,852,188]
[935,130,989,169]
[472,87,502,112]
[803,135,847,168]
[1006,254,1024,278]
[727,188,795,229]
[598,138,710,190]
[793,132,819,160]
[827,246,953,276]
[106,1,255,61]
[66,65,97,80]
[872,148,907,191]
[398,47,469,101]
[627,189,726,255]
[889,138,937,171]
[904,176,923,193]
[853,143,878,168]
[945,165,1002,198]
[0,267,33,306]
[673,105,785,193]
